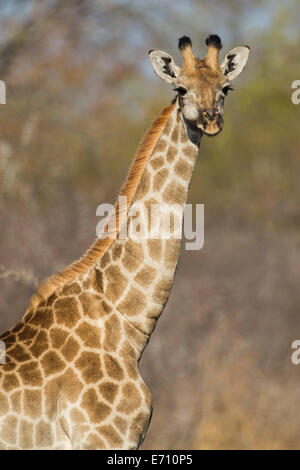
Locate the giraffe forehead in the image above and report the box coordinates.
[180,66,227,91]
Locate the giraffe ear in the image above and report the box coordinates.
[149,50,180,84]
[221,46,250,81]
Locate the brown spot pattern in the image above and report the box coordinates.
[150,156,164,170]
[104,354,124,381]
[99,381,118,403]
[76,322,101,348]
[61,336,80,362]
[30,330,49,358]
[147,240,162,262]
[166,145,177,163]
[104,314,121,352]
[54,297,81,327]
[134,265,156,287]
[75,352,103,383]
[153,138,167,152]
[163,181,186,205]
[122,240,144,272]
[81,389,111,423]
[79,292,103,319]
[105,266,127,302]
[61,282,81,296]
[152,277,173,304]
[153,168,169,191]
[117,382,141,414]
[175,158,193,180]
[18,362,42,386]
[118,288,146,317]
[42,351,65,376]
[24,389,42,419]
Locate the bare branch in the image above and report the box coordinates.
[0,265,38,287]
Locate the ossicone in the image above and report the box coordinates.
[205,34,222,50]
[178,36,192,51]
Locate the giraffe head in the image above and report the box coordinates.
[149,35,249,137]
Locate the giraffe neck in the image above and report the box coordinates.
[94,100,201,358]
[0,101,201,450]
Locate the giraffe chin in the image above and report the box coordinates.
[186,120,222,138]
[203,127,223,137]
[198,124,223,137]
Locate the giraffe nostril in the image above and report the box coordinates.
[202,110,219,121]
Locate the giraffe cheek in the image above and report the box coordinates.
[218,101,224,115]
[183,105,198,122]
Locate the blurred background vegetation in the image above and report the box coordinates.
[1,0,300,449]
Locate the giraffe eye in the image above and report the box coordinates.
[174,87,187,96]
[222,85,234,96]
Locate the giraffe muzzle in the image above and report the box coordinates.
[198,109,223,136]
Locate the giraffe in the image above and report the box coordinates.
[0,35,249,449]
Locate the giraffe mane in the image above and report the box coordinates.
[27,102,175,311]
